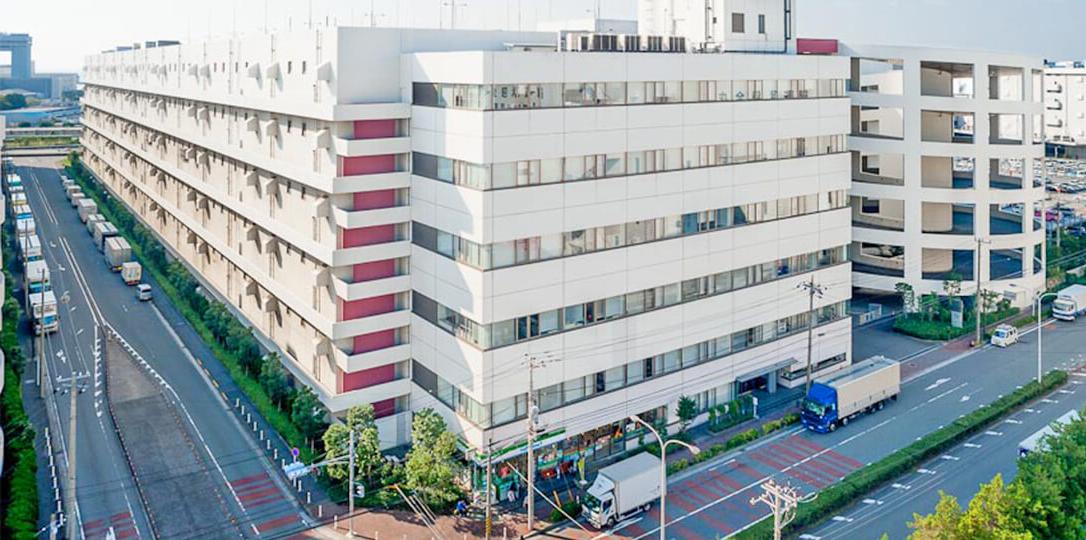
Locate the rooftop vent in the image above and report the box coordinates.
[564,33,686,53]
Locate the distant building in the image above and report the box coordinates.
[0,33,78,99]
[1044,61,1086,158]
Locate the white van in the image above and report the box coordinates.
[990,324,1019,348]
[136,283,153,301]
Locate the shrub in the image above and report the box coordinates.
[550,500,583,522]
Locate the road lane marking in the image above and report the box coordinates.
[941,455,961,461]
[1058,389,1074,394]
[925,378,952,391]
[1004,419,1022,425]
[985,431,1004,436]
[1042,398,1059,404]
[831,516,854,523]
[862,498,884,505]
[963,443,982,449]
[917,468,937,475]
[891,483,911,491]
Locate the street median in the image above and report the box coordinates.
[735,369,1068,539]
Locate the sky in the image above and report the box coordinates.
[1,0,1082,74]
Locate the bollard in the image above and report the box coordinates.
[260,430,265,441]
[266,439,272,451]
[273,448,278,460]
[247,412,251,423]
[318,505,323,519]
[281,458,286,468]
[307,491,311,504]
[235,397,240,408]
[333,514,338,530]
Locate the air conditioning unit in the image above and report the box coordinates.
[565,33,621,52]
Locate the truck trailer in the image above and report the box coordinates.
[18,234,42,264]
[92,222,119,251]
[583,452,661,529]
[104,236,132,271]
[1053,284,1086,321]
[85,213,105,234]
[15,215,36,238]
[801,356,901,433]
[29,290,59,335]
[77,198,98,223]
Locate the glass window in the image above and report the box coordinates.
[563,377,586,403]
[627,82,647,104]
[603,82,626,105]
[663,350,681,372]
[491,241,515,268]
[605,366,625,391]
[627,361,645,384]
[540,158,563,183]
[626,290,647,314]
[539,309,560,335]
[662,283,681,306]
[714,271,732,292]
[563,304,586,328]
[564,156,586,181]
[491,319,515,347]
[540,233,563,260]
[539,383,562,411]
[605,153,626,176]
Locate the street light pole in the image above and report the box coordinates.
[628,416,700,540]
[975,237,991,347]
[347,428,355,538]
[1036,292,1058,385]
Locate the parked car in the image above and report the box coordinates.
[990,324,1019,348]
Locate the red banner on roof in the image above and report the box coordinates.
[797,39,839,55]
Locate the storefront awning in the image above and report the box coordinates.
[736,358,797,383]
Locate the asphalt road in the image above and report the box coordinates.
[16,157,308,539]
[806,360,1086,539]
[546,309,1086,539]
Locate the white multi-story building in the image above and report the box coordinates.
[80,6,851,461]
[1044,61,1086,158]
[845,45,1045,306]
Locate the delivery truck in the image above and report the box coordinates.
[24,259,51,306]
[29,290,59,335]
[77,198,98,223]
[11,203,32,221]
[104,236,132,271]
[583,452,661,529]
[801,356,901,433]
[92,221,118,251]
[85,213,105,234]
[18,234,42,263]
[121,261,142,285]
[65,184,81,201]
[70,192,85,208]
[15,215,35,238]
[1052,284,1086,321]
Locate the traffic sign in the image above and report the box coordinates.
[283,460,310,480]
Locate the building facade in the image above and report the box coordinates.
[845,45,1046,307]
[80,23,851,458]
[1044,61,1086,158]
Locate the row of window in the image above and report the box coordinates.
[413,78,848,111]
[413,245,848,350]
[413,134,847,191]
[413,190,849,271]
[412,300,851,429]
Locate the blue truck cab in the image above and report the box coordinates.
[801,383,839,433]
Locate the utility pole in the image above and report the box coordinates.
[347,428,356,538]
[526,356,537,532]
[484,437,493,540]
[797,278,826,394]
[58,371,88,540]
[750,480,800,540]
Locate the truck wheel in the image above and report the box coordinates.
[876,400,885,411]
[829,421,837,432]
[643,503,652,512]
[606,517,614,528]
[842,416,849,427]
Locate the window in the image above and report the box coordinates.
[861,197,880,214]
[732,13,745,33]
[758,14,766,34]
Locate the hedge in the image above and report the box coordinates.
[735,370,1068,539]
[63,154,327,463]
[1,229,40,540]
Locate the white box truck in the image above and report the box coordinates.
[85,213,105,234]
[29,290,59,335]
[77,198,98,223]
[18,234,42,263]
[583,452,661,529]
[1053,284,1086,321]
[104,236,132,271]
[121,261,142,285]
[64,184,81,201]
[15,215,35,238]
[801,356,901,433]
[93,222,118,251]
[70,191,85,208]
[24,259,51,308]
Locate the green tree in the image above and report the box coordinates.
[676,395,698,432]
[258,353,291,408]
[1014,409,1086,539]
[908,474,1033,540]
[321,404,385,486]
[290,386,327,442]
[895,282,917,313]
[404,409,461,509]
